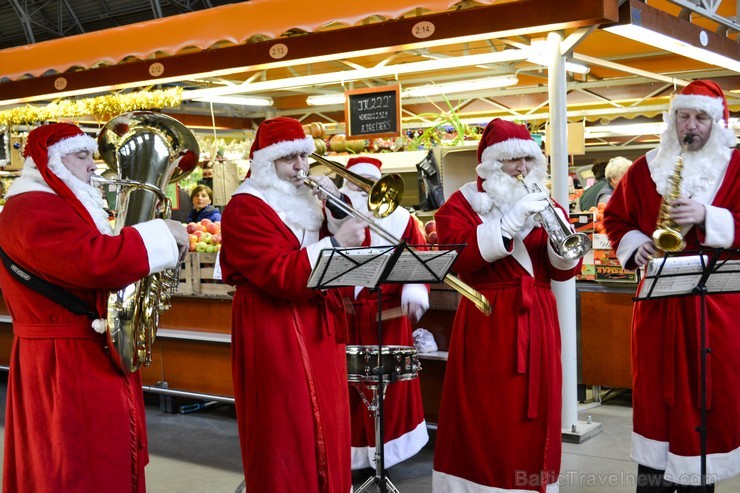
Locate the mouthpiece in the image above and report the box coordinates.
[682,134,693,146]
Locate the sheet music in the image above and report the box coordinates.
[384,250,458,283]
[637,255,706,299]
[637,255,740,299]
[307,248,392,288]
[704,259,740,292]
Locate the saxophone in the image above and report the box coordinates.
[96,111,199,373]
[652,134,692,252]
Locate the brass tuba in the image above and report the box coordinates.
[652,134,692,252]
[96,111,199,373]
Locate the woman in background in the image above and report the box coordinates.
[186,184,221,223]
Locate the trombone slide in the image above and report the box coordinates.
[299,171,492,316]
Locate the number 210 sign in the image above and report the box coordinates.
[344,86,401,139]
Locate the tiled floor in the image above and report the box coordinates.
[1,381,738,492]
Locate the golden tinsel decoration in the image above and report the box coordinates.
[0,88,183,127]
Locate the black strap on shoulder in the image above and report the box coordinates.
[0,247,99,320]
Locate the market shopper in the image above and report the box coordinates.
[326,156,430,472]
[186,184,221,223]
[603,80,739,491]
[578,159,608,211]
[432,118,582,493]
[218,116,365,492]
[0,123,189,492]
[596,156,633,206]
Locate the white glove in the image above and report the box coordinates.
[164,219,189,261]
[311,175,341,201]
[500,191,548,238]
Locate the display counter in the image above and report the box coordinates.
[0,279,636,421]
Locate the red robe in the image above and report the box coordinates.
[432,184,581,493]
[603,149,740,484]
[219,188,351,493]
[0,192,161,493]
[341,209,429,470]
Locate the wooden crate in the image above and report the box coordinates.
[188,252,232,297]
[174,256,194,295]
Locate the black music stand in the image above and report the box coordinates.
[308,243,460,493]
[636,248,740,492]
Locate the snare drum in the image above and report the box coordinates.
[346,345,420,384]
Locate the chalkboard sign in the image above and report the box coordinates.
[344,86,401,139]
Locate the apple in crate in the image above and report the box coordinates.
[186,222,199,234]
[424,220,436,235]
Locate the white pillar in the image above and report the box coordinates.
[546,31,579,433]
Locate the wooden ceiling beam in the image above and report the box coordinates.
[0,0,618,103]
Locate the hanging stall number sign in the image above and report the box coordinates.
[344,86,401,139]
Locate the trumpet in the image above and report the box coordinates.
[652,134,692,252]
[298,170,492,316]
[517,176,591,261]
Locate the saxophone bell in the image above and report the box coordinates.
[652,134,692,252]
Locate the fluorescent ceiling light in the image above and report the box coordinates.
[184,49,531,100]
[585,122,666,138]
[306,94,346,106]
[194,95,274,107]
[605,24,740,73]
[401,76,519,98]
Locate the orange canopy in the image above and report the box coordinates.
[0,0,503,81]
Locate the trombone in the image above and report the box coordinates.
[299,158,492,316]
[310,153,404,218]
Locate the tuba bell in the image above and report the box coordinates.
[96,111,199,373]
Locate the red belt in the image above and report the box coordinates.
[12,322,100,340]
[478,278,551,419]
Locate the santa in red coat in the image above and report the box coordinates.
[219,117,365,493]
[0,123,188,492]
[604,79,740,490]
[432,119,582,493]
[326,156,430,471]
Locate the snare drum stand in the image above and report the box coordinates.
[355,284,400,493]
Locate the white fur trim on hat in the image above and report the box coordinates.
[480,137,543,166]
[250,136,315,172]
[346,162,382,180]
[47,134,98,159]
[671,94,725,122]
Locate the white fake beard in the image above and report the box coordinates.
[250,160,324,232]
[482,165,548,217]
[650,119,733,198]
[46,157,114,235]
[340,187,379,226]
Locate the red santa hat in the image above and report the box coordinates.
[23,123,107,331]
[23,123,99,230]
[671,79,729,126]
[476,118,546,192]
[346,156,383,180]
[248,117,315,173]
